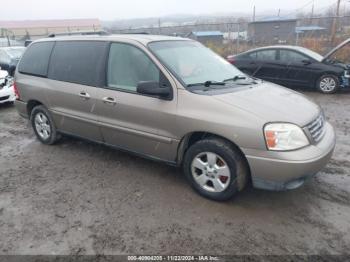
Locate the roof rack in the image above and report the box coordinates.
[48,30,110,38]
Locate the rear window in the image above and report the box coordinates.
[18,42,54,77]
[48,41,107,86]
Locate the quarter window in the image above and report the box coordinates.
[18,42,54,77]
[107,43,160,92]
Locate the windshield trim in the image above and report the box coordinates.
[147,40,192,88]
[147,40,247,91]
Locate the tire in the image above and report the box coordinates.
[183,138,249,201]
[316,74,339,94]
[30,105,60,145]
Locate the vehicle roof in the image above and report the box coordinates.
[240,45,311,54]
[34,34,190,45]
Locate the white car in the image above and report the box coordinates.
[0,69,15,104]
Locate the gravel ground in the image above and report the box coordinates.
[0,90,350,256]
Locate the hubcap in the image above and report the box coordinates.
[191,152,231,193]
[34,113,51,140]
[320,77,336,92]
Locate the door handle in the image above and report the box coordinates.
[102,97,117,105]
[79,91,90,100]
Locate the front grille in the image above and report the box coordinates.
[0,96,9,101]
[307,113,325,143]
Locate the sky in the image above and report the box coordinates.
[0,0,336,21]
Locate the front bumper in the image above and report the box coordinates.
[0,85,15,104]
[244,122,336,191]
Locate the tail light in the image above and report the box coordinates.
[13,82,20,100]
[227,55,235,64]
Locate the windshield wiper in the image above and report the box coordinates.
[224,75,258,85]
[187,80,226,88]
[224,75,248,82]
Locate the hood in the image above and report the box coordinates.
[323,38,350,62]
[213,82,320,127]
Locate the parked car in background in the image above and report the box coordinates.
[227,45,350,94]
[14,36,335,201]
[0,46,26,76]
[0,69,15,104]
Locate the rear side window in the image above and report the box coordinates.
[18,42,54,77]
[256,50,277,61]
[48,41,107,86]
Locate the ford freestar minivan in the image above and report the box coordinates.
[14,35,336,201]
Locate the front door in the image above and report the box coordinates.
[95,42,179,163]
[278,49,319,88]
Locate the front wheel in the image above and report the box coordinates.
[183,138,249,201]
[316,75,339,94]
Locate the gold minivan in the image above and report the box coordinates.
[14,35,336,201]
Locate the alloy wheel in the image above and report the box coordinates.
[34,113,51,140]
[191,152,231,193]
[319,77,336,92]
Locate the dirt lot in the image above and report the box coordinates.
[0,90,350,256]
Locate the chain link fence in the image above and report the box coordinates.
[110,16,350,60]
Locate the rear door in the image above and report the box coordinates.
[250,49,285,84]
[233,52,259,75]
[95,41,179,162]
[46,41,108,141]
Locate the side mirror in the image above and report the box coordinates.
[137,81,171,99]
[302,59,312,65]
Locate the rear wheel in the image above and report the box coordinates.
[30,105,60,145]
[183,138,249,201]
[316,75,339,94]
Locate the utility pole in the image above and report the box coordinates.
[253,5,256,22]
[252,5,256,46]
[331,0,341,45]
[310,0,315,24]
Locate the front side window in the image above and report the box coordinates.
[107,43,160,92]
[148,41,243,87]
[279,50,308,63]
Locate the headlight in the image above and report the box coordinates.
[264,123,309,151]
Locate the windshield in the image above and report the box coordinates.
[298,47,324,62]
[148,41,245,88]
[6,47,26,59]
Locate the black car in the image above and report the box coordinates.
[227,45,350,94]
[0,46,26,76]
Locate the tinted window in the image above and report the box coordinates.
[247,52,257,59]
[18,42,54,76]
[279,50,308,63]
[256,50,276,61]
[107,43,160,92]
[48,41,107,86]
